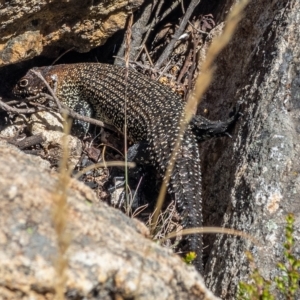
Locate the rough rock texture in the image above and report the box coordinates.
[0,141,219,300]
[0,0,144,66]
[0,111,82,169]
[30,111,83,169]
[200,0,300,298]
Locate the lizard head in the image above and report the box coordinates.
[13,67,56,100]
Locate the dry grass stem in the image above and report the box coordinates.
[151,0,249,233]
[124,13,133,215]
[127,176,144,215]
[161,226,262,248]
[101,144,107,168]
[149,202,178,243]
[52,47,75,65]
[52,118,72,300]
[99,143,125,159]
[73,161,135,180]
[132,203,149,218]
[186,0,249,121]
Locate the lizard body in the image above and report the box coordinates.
[13,63,238,272]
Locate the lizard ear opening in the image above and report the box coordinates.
[19,79,29,87]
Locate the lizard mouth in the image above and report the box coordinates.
[12,86,42,99]
[15,89,51,106]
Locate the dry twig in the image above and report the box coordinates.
[155,0,201,69]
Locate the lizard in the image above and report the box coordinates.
[13,63,239,272]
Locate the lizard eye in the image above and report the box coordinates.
[19,79,29,87]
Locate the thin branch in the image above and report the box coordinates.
[134,0,165,61]
[63,105,117,132]
[176,40,193,84]
[187,29,200,94]
[143,45,154,67]
[0,98,44,114]
[51,47,75,65]
[159,0,183,24]
[73,161,135,180]
[161,227,262,247]
[155,0,201,69]
[114,2,153,65]
[188,20,209,35]
[135,0,184,62]
[30,70,62,111]
[0,96,118,135]
[113,56,176,80]
[39,93,118,133]
[124,14,133,215]
[5,134,46,149]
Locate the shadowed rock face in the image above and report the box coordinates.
[0,0,144,66]
[0,141,218,300]
[199,0,300,299]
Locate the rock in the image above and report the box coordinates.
[0,111,82,169]
[30,111,65,133]
[199,0,300,298]
[0,141,219,300]
[0,115,30,138]
[0,0,144,66]
[30,111,82,169]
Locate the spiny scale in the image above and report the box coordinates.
[14,63,238,273]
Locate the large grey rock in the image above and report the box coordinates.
[0,141,218,300]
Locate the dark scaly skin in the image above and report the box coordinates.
[13,63,238,272]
